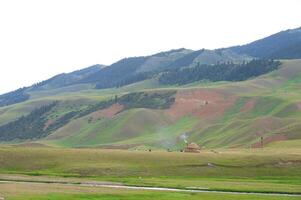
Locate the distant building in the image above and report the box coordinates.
[184,142,201,153]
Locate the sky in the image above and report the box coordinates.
[0,0,301,94]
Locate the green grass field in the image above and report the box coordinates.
[2,181,300,200]
[0,146,300,199]
[0,146,300,193]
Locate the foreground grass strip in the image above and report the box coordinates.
[7,192,301,200]
[1,179,300,197]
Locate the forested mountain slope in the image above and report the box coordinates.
[229,27,301,59]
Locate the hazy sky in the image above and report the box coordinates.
[0,0,301,94]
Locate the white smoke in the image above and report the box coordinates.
[180,133,188,144]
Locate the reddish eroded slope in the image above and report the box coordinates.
[90,103,124,120]
[165,89,236,121]
[251,134,287,148]
[240,99,256,113]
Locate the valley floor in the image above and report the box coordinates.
[0,146,300,199]
[1,177,301,200]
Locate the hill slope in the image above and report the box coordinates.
[229,27,301,59]
[0,59,300,149]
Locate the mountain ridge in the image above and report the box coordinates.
[229,27,301,59]
[0,27,301,149]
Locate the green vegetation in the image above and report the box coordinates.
[48,109,185,148]
[0,91,176,143]
[0,147,300,195]
[0,102,57,141]
[118,91,176,109]
[0,87,30,107]
[159,59,281,85]
[5,191,301,200]
[2,179,300,200]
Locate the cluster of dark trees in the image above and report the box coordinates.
[0,87,30,107]
[159,59,281,85]
[0,90,176,141]
[96,72,153,89]
[118,91,176,109]
[0,102,57,141]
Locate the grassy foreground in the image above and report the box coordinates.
[0,146,301,198]
[1,181,300,200]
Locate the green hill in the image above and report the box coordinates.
[1,27,301,149]
[42,60,301,149]
[0,59,300,149]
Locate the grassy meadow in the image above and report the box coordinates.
[1,182,301,200]
[0,146,300,195]
[2,181,301,200]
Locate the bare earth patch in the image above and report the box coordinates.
[165,89,236,121]
[90,103,124,121]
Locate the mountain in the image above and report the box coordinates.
[229,27,301,59]
[1,27,301,107]
[0,27,301,149]
[0,48,250,107]
[31,64,105,91]
[0,59,300,149]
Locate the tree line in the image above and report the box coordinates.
[159,59,281,85]
[0,91,176,141]
[0,87,30,107]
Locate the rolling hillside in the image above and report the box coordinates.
[0,27,301,149]
[0,59,300,149]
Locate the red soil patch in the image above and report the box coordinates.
[251,134,287,148]
[240,99,256,113]
[90,103,123,121]
[165,89,236,121]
